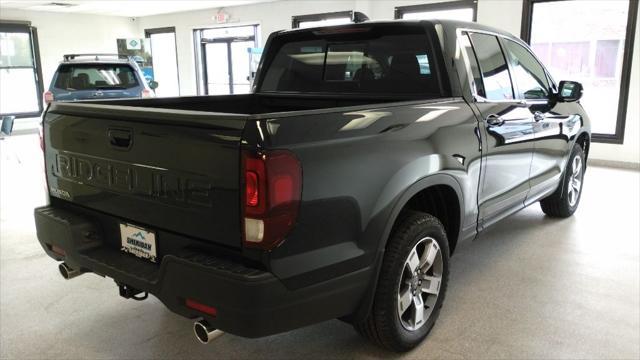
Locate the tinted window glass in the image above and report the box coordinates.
[460,33,485,97]
[469,33,513,100]
[53,64,139,90]
[260,28,441,96]
[503,39,549,99]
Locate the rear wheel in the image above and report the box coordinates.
[354,212,449,352]
[540,144,585,217]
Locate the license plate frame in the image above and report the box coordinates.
[120,223,157,263]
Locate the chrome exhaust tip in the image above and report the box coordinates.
[58,262,82,280]
[194,319,224,344]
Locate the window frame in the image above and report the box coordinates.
[394,0,478,21]
[464,30,518,103]
[144,26,181,96]
[0,20,44,118]
[193,24,259,95]
[520,0,639,144]
[501,37,552,101]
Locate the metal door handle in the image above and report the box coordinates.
[534,111,545,122]
[486,114,504,126]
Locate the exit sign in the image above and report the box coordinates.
[214,11,230,24]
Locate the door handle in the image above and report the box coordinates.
[486,114,504,126]
[534,111,545,122]
[108,128,132,150]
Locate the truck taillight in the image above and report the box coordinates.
[43,91,54,104]
[242,150,301,250]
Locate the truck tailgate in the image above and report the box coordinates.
[43,103,247,248]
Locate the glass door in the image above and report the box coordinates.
[230,40,254,94]
[195,25,258,95]
[145,27,180,97]
[0,22,43,117]
[204,42,230,95]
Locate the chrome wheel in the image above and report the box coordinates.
[397,237,443,331]
[567,154,583,207]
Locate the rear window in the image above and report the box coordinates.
[53,64,140,90]
[259,25,442,96]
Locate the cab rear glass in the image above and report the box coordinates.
[53,64,140,90]
[259,24,444,96]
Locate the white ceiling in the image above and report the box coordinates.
[0,0,276,17]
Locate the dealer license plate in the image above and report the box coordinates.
[120,223,157,263]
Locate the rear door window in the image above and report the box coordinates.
[259,26,442,96]
[53,64,140,90]
[468,33,514,101]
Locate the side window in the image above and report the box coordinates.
[460,32,485,97]
[503,39,550,100]
[468,33,514,101]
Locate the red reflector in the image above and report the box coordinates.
[246,171,259,207]
[50,244,65,256]
[185,298,217,316]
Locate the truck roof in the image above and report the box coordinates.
[280,19,516,41]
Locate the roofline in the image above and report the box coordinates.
[278,19,519,41]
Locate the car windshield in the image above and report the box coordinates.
[259,25,442,96]
[53,64,140,90]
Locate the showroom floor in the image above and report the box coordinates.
[1,134,639,359]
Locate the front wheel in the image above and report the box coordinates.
[540,144,585,217]
[354,212,450,352]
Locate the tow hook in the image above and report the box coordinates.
[117,282,148,301]
[194,319,225,344]
[59,262,83,280]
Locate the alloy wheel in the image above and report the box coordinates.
[567,155,583,207]
[397,237,443,331]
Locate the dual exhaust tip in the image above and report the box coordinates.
[194,319,224,344]
[58,263,224,344]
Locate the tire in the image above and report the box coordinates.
[540,143,586,218]
[354,212,450,352]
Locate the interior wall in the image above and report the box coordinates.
[1,9,138,91]
[1,0,637,164]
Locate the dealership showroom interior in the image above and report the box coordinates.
[0,0,639,358]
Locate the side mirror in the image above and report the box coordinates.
[556,80,583,102]
[148,80,158,90]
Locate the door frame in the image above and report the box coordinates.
[0,20,44,118]
[193,24,259,95]
[144,26,181,96]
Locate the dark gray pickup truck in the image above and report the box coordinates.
[35,20,590,351]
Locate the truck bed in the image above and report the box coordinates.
[83,93,431,116]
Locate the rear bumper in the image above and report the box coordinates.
[34,205,370,338]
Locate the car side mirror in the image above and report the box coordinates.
[556,80,583,102]
[148,81,158,90]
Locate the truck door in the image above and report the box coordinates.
[463,32,535,229]
[500,38,573,205]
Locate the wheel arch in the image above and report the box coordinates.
[575,131,591,162]
[378,174,465,256]
[351,174,465,323]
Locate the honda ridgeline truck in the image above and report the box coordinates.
[35,20,590,351]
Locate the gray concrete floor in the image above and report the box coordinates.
[1,134,639,359]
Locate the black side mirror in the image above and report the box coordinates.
[148,80,158,90]
[556,80,583,102]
